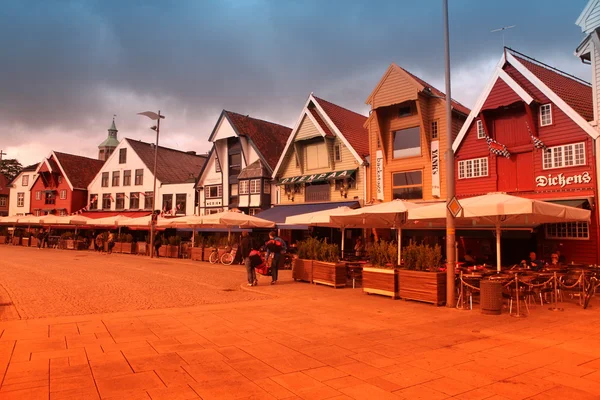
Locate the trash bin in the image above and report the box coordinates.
[480,279,503,315]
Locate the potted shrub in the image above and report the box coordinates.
[61,231,75,250]
[166,235,180,258]
[398,243,446,306]
[21,231,32,247]
[363,240,399,299]
[137,236,148,255]
[310,239,345,288]
[120,234,134,254]
[293,237,319,283]
[191,234,203,261]
[0,227,8,244]
[30,231,39,248]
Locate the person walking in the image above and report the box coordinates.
[154,234,162,258]
[107,231,115,254]
[37,228,45,250]
[95,232,104,253]
[265,231,287,285]
[240,231,256,286]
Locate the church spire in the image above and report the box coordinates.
[98,115,120,161]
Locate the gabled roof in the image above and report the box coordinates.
[126,138,207,185]
[366,63,470,116]
[221,111,291,171]
[453,48,598,152]
[272,94,368,178]
[576,0,600,33]
[238,159,270,179]
[7,163,39,186]
[53,152,105,190]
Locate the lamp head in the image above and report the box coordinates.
[150,126,157,131]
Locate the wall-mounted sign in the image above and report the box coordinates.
[431,140,440,198]
[376,150,384,200]
[278,169,356,185]
[205,199,223,207]
[535,171,591,188]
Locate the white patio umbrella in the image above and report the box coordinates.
[15,215,45,225]
[0,216,22,224]
[118,215,153,229]
[39,215,91,236]
[408,193,591,271]
[86,215,132,227]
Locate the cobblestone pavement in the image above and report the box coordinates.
[1,247,600,399]
[0,247,271,320]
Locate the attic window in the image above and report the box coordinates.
[540,104,552,126]
[334,144,342,162]
[477,120,486,139]
[398,106,412,117]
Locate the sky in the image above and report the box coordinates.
[0,0,593,166]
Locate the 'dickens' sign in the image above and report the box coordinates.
[535,171,591,188]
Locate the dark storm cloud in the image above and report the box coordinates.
[0,0,590,164]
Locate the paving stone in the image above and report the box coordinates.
[95,371,164,398]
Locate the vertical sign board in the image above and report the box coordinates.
[375,150,384,200]
[431,140,441,198]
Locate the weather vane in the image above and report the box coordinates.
[491,25,516,48]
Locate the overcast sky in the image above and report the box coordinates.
[0,0,592,166]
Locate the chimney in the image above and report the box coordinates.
[186,151,197,155]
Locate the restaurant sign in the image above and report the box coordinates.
[205,199,222,207]
[535,171,591,188]
[431,140,440,198]
[376,150,384,200]
[278,169,356,185]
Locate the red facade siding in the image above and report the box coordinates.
[482,79,524,111]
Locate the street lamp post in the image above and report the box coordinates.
[138,111,165,258]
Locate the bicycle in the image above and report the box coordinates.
[208,245,237,265]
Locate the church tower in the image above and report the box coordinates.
[98,117,119,161]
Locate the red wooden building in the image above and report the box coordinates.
[453,48,599,264]
[30,151,104,216]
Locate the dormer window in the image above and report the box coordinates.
[477,120,486,139]
[540,104,552,126]
[398,106,412,117]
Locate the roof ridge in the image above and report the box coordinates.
[124,138,206,158]
[53,151,104,162]
[311,95,367,118]
[506,47,592,87]
[224,110,291,130]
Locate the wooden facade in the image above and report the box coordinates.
[365,64,468,203]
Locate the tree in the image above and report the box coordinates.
[0,159,23,182]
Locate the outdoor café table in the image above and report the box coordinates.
[344,261,366,289]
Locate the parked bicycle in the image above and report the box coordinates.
[208,245,237,265]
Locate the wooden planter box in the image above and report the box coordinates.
[158,246,167,257]
[22,237,31,247]
[398,270,446,306]
[191,247,203,261]
[12,237,21,246]
[166,245,179,258]
[137,242,148,255]
[312,261,346,288]
[293,258,313,283]
[112,242,123,253]
[363,267,398,299]
[0,236,6,244]
[30,237,38,247]
[66,239,75,250]
[120,243,133,254]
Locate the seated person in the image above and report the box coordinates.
[464,250,476,265]
[556,250,566,264]
[546,252,563,269]
[521,251,543,271]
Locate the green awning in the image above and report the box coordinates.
[278,169,356,185]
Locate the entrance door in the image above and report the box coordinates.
[497,152,534,193]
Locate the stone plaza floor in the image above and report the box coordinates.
[0,247,600,399]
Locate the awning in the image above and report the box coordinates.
[277,169,356,185]
[545,199,589,209]
[81,211,151,219]
[256,201,360,227]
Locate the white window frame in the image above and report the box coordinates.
[431,120,438,140]
[542,142,586,170]
[239,180,249,195]
[205,185,223,199]
[59,190,67,200]
[36,191,41,201]
[546,222,589,240]
[540,104,553,127]
[0,197,6,207]
[476,120,486,139]
[458,157,489,179]
[334,144,342,162]
[250,179,261,194]
[22,175,29,186]
[17,192,24,207]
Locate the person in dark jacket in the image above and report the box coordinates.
[154,234,162,258]
[240,231,256,286]
[265,231,287,285]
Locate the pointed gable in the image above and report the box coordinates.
[53,152,105,190]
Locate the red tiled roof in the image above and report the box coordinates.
[400,67,471,116]
[81,211,151,219]
[312,96,369,159]
[53,152,105,190]
[509,53,593,122]
[224,111,292,171]
[126,139,207,185]
[308,108,333,137]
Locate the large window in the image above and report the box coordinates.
[162,194,173,213]
[17,193,24,207]
[543,142,585,170]
[393,127,421,158]
[101,172,109,187]
[115,193,125,209]
[458,157,488,179]
[546,222,589,240]
[175,194,186,215]
[205,185,222,199]
[112,171,120,187]
[229,153,242,176]
[135,169,143,185]
[239,180,249,195]
[392,171,423,200]
[230,183,239,197]
[90,194,98,210]
[540,104,552,126]
[102,194,111,210]
[144,192,153,209]
[123,170,131,186]
[305,142,329,170]
[45,192,55,205]
[119,148,127,164]
[250,179,261,194]
[22,175,29,186]
[129,192,139,209]
[305,182,330,202]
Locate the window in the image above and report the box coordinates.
[144,192,153,209]
[36,191,41,201]
[59,210,67,217]
[249,208,260,216]
[135,169,143,185]
[58,176,63,184]
[102,194,111,210]
[101,172,109,187]
[163,194,173,213]
[305,142,329,169]
[392,171,423,200]
[90,194,98,210]
[129,192,139,209]
[21,175,29,186]
[393,127,421,158]
[112,171,120,187]
[458,157,489,179]
[239,180,249,195]
[230,183,238,196]
[540,104,552,126]
[59,190,67,200]
[546,222,589,240]
[334,144,342,161]
[175,194,186,215]
[431,120,439,140]
[398,105,412,117]
[44,192,55,205]
[215,158,221,173]
[205,185,222,199]
[477,120,486,139]
[123,170,131,186]
[206,208,221,215]
[250,179,261,194]
[229,153,241,176]
[264,181,271,194]
[0,197,6,207]
[543,142,585,170]
[115,193,125,209]
[305,182,330,202]
[119,148,127,164]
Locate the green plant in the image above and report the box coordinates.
[296,237,339,263]
[125,234,133,243]
[168,236,181,246]
[402,243,442,272]
[194,234,204,247]
[60,231,74,240]
[368,240,398,268]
